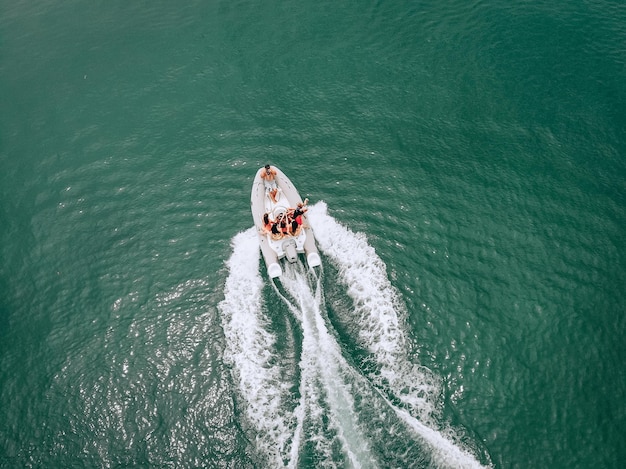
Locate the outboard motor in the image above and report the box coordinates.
[283,238,298,263]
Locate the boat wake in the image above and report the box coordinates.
[218,202,491,468]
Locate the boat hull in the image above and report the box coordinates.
[251,167,321,278]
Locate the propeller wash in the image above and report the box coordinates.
[219,202,491,468]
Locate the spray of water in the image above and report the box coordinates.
[307,202,489,468]
[218,206,491,468]
[307,202,440,423]
[278,262,375,468]
[218,229,300,467]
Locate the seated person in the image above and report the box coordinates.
[270,221,282,239]
[291,199,309,226]
[260,213,273,234]
[290,219,301,236]
[287,198,308,217]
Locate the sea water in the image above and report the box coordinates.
[1,1,625,467]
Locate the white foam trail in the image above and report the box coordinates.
[307,202,439,419]
[219,216,489,468]
[279,263,375,468]
[307,202,489,469]
[218,228,299,467]
[393,406,485,469]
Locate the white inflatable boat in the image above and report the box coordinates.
[250,165,321,278]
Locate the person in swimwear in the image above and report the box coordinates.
[287,198,308,235]
[287,198,307,216]
[290,218,300,235]
[279,218,290,234]
[288,199,308,222]
[270,222,282,238]
[293,199,308,217]
[260,213,273,235]
[259,164,279,203]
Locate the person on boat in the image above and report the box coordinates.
[279,218,290,235]
[259,164,279,203]
[260,213,273,235]
[287,198,308,223]
[280,200,305,236]
[287,198,306,215]
[293,199,308,217]
[270,221,282,239]
[290,218,301,236]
